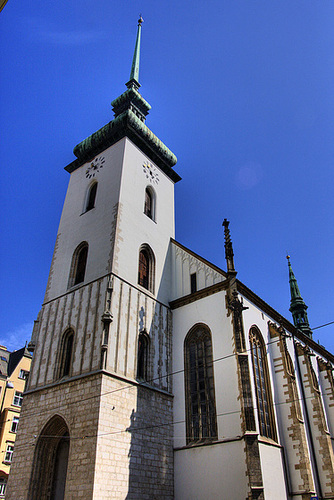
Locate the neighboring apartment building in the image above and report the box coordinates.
[0,346,32,497]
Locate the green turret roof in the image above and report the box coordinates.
[287,256,312,338]
[65,17,180,183]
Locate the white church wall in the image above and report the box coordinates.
[44,139,126,302]
[258,442,288,499]
[170,242,225,301]
[174,440,247,500]
[172,290,241,449]
[113,138,176,305]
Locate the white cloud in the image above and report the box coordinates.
[0,322,33,352]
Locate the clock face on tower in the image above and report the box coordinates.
[143,162,159,185]
[85,156,105,179]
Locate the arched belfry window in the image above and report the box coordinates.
[138,244,155,293]
[68,242,88,288]
[137,331,149,381]
[85,182,97,212]
[249,326,277,440]
[29,415,70,500]
[184,324,217,444]
[144,186,156,221]
[58,329,74,379]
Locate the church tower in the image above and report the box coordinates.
[7,19,179,499]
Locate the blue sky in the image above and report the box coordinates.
[1,1,334,353]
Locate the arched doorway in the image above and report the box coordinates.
[29,415,70,500]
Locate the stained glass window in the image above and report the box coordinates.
[185,325,217,444]
[249,327,276,440]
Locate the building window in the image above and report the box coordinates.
[4,444,14,463]
[13,391,23,407]
[0,478,7,496]
[190,273,197,293]
[184,324,217,444]
[249,326,277,440]
[19,369,29,380]
[58,329,74,378]
[85,182,97,212]
[11,416,19,433]
[138,245,155,293]
[137,332,149,381]
[144,186,156,221]
[68,242,88,288]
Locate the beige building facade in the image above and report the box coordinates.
[0,346,31,497]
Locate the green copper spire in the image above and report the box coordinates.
[126,16,143,90]
[67,16,180,182]
[287,255,312,338]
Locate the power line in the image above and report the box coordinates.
[12,325,333,429]
[19,337,281,421]
[12,391,324,452]
[312,320,334,331]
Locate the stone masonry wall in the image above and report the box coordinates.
[7,372,174,500]
[93,374,174,499]
[6,374,102,500]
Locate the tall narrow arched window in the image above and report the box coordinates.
[85,182,97,212]
[137,331,149,381]
[68,242,88,288]
[138,244,155,293]
[249,327,277,440]
[184,324,217,444]
[58,329,74,379]
[144,186,156,221]
[29,415,70,500]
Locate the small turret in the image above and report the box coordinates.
[223,219,237,278]
[287,255,312,338]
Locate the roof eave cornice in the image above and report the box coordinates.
[65,110,180,183]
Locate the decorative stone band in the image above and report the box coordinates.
[65,109,180,182]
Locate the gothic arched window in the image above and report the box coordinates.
[138,245,155,293]
[85,182,97,212]
[137,331,149,381]
[68,242,88,288]
[29,415,70,500]
[144,186,156,220]
[184,324,217,444]
[249,327,277,440]
[58,329,74,379]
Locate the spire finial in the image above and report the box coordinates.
[223,219,237,276]
[126,16,143,90]
[287,255,312,338]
